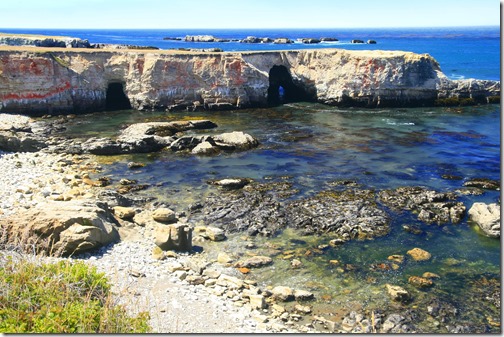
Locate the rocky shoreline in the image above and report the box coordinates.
[0,113,501,333]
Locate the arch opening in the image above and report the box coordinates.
[267,65,310,106]
[105,82,131,111]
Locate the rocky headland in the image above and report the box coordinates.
[0,43,500,115]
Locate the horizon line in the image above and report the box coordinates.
[0,25,499,30]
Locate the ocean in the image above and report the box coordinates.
[2,26,501,332]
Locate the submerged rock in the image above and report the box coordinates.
[407,247,432,261]
[463,178,500,190]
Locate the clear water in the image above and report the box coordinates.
[62,103,501,331]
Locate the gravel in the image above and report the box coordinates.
[0,149,294,333]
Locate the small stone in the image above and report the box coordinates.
[119,178,138,185]
[235,256,273,268]
[385,284,410,302]
[329,259,340,265]
[408,276,433,288]
[206,226,226,241]
[217,252,234,264]
[152,207,177,223]
[113,206,136,219]
[192,141,218,155]
[128,162,145,169]
[291,259,302,268]
[174,270,188,280]
[422,272,440,279]
[186,275,205,285]
[329,239,346,246]
[272,286,294,301]
[209,178,251,190]
[407,247,432,261]
[249,294,267,309]
[202,269,221,279]
[387,254,405,263]
[294,304,312,314]
[294,289,314,301]
[238,267,251,274]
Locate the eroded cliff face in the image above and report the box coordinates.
[0,48,499,115]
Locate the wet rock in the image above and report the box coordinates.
[294,289,314,301]
[301,38,321,44]
[426,298,458,323]
[208,178,251,190]
[408,276,434,288]
[463,178,500,190]
[468,202,500,238]
[387,254,405,263]
[381,314,416,333]
[407,247,432,261]
[273,38,293,44]
[191,141,218,155]
[127,161,145,169]
[286,189,389,238]
[385,284,410,302]
[422,272,440,279]
[192,181,291,237]
[235,256,273,268]
[212,131,259,151]
[379,186,465,225]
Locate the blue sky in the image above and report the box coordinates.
[0,0,500,28]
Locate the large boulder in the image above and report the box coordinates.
[468,202,500,238]
[154,223,193,252]
[1,200,119,256]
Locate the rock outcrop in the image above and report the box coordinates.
[0,47,499,115]
[1,200,119,256]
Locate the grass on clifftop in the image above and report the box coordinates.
[0,256,150,333]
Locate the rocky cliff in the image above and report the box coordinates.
[0,47,499,115]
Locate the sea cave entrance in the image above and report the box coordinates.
[105,82,132,111]
[267,65,310,106]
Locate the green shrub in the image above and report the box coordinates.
[0,258,150,333]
